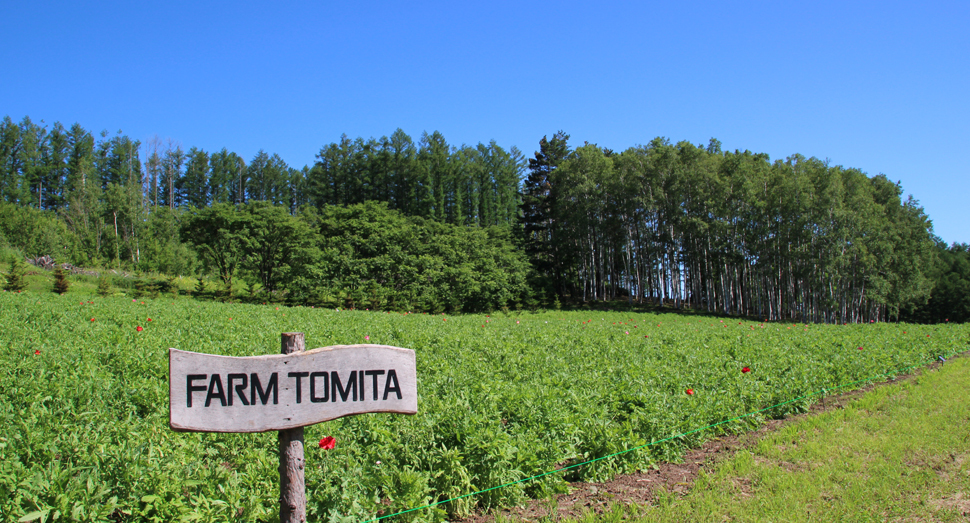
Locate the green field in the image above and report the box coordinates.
[1,292,965,522]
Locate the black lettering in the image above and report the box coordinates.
[365,370,385,401]
[227,373,249,406]
[205,374,227,407]
[310,371,329,402]
[358,370,364,401]
[288,372,310,403]
[383,369,402,400]
[331,370,358,402]
[187,374,207,407]
[251,372,278,405]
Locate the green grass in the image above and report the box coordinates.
[563,355,970,523]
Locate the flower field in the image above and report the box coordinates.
[1,292,965,522]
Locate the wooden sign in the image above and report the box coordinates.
[169,344,417,433]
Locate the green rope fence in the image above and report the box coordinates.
[362,348,965,523]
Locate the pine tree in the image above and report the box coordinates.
[520,132,571,294]
[96,275,112,297]
[52,266,70,294]
[3,256,27,292]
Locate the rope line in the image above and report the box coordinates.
[362,349,963,523]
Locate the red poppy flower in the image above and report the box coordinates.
[34,350,40,355]
[686,388,694,395]
[319,436,336,450]
[90,318,95,322]
[147,318,152,322]
[137,326,143,332]
[741,367,751,373]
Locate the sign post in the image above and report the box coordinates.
[279,332,306,523]
[168,333,418,522]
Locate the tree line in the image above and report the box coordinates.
[0,114,966,322]
[521,133,944,322]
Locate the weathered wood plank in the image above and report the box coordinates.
[279,333,306,523]
[169,344,417,433]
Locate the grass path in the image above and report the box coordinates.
[564,354,970,522]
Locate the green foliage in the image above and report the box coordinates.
[0,293,964,522]
[903,241,970,324]
[194,275,207,295]
[4,255,27,292]
[0,113,959,323]
[304,201,531,313]
[51,267,70,294]
[96,276,112,298]
[0,203,79,261]
[133,277,178,299]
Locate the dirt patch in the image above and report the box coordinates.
[929,492,970,518]
[459,352,966,523]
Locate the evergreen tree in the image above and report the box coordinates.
[181,147,210,209]
[194,274,207,295]
[52,266,70,294]
[520,132,571,293]
[97,275,112,297]
[3,255,27,292]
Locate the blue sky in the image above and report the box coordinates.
[3,1,967,244]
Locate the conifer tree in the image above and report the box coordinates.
[96,275,112,297]
[3,255,27,292]
[52,266,70,294]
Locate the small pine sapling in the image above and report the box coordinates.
[52,266,70,294]
[3,255,27,292]
[96,275,112,297]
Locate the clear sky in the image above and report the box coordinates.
[3,1,967,244]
